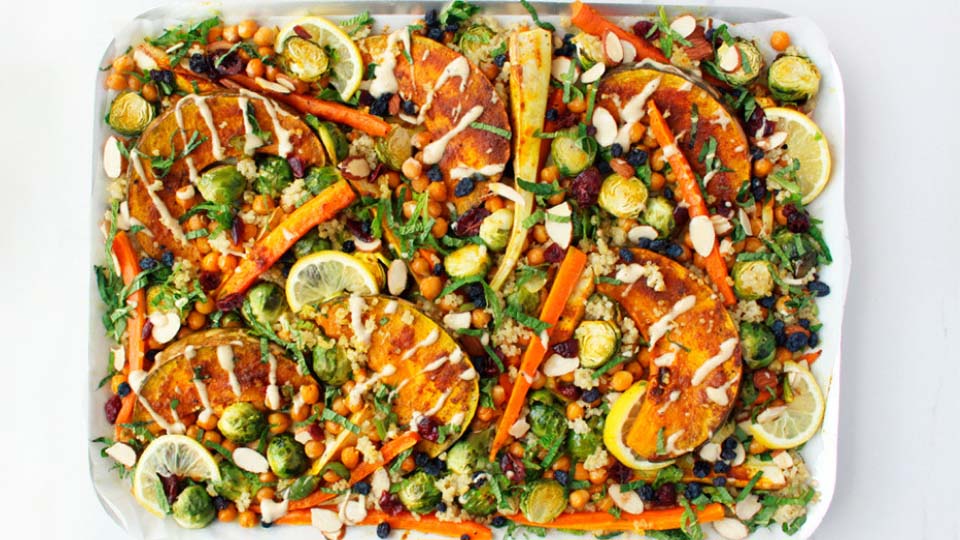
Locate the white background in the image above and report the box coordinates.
[1,0,958,539]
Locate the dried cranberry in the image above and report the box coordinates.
[653,482,677,507]
[198,271,221,291]
[673,205,690,230]
[213,51,243,76]
[555,382,582,401]
[188,53,215,77]
[609,461,632,484]
[358,91,373,107]
[784,204,811,233]
[499,452,526,483]
[141,319,154,341]
[745,106,774,139]
[713,204,734,218]
[104,394,123,424]
[217,292,245,312]
[633,20,657,40]
[544,243,565,263]
[293,25,312,39]
[551,339,579,358]
[345,219,373,242]
[379,491,404,515]
[570,167,602,206]
[288,156,305,179]
[417,416,440,442]
[307,423,325,440]
[159,473,182,506]
[231,215,242,245]
[452,206,491,237]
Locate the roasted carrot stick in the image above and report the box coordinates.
[510,504,725,532]
[223,75,391,137]
[490,248,588,460]
[217,179,355,300]
[276,508,493,540]
[289,432,419,510]
[646,100,737,305]
[110,231,146,438]
[570,1,669,64]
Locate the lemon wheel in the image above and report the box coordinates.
[276,16,363,101]
[749,362,826,449]
[132,435,220,517]
[764,107,832,204]
[603,382,675,471]
[285,251,379,313]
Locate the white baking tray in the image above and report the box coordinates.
[87,2,849,539]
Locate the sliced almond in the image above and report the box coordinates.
[149,311,182,345]
[738,208,753,237]
[353,236,382,252]
[233,447,270,474]
[732,442,747,466]
[488,182,525,207]
[717,43,741,72]
[442,311,472,331]
[755,131,788,150]
[294,430,314,445]
[311,508,344,533]
[275,75,298,92]
[608,484,645,515]
[111,345,126,372]
[546,202,573,249]
[627,225,659,242]
[543,354,580,377]
[260,499,289,524]
[103,136,125,179]
[712,518,750,540]
[340,156,371,180]
[621,40,638,64]
[756,405,787,424]
[698,442,720,462]
[255,76,292,94]
[760,464,786,485]
[105,442,137,468]
[133,47,159,71]
[603,31,624,64]
[773,450,794,469]
[580,62,606,84]
[669,15,697,39]
[370,468,391,499]
[688,215,716,257]
[711,214,733,235]
[592,106,618,147]
[342,499,367,524]
[735,494,762,521]
[387,259,408,296]
[551,57,576,81]
[508,416,530,438]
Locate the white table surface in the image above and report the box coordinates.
[2,0,958,538]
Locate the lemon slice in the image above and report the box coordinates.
[132,435,220,517]
[749,361,826,449]
[276,16,363,101]
[603,381,674,470]
[285,251,379,313]
[764,107,832,204]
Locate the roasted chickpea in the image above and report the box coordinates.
[305,440,326,459]
[569,489,590,510]
[237,19,259,39]
[238,510,258,528]
[105,72,128,91]
[419,276,443,301]
[253,26,277,47]
[268,412,291,435]
[770,31,791,52]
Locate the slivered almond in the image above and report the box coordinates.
[105,442,137,467]
[545,202,573,249]
[621,40,637,63]
[717,43,741,72]
[255,76,291,94]
[543,354,579,377]
[551,57,576,81]
[603,31,624,64]
[712,518,750,540]
[669,15,697,39]
[233,447,269,474]
[387,259,408,296]
[755,131,788,150]
[103,136,125,179]
[689,215,716,257]
[580,62,605,84]
[592,106,618,147]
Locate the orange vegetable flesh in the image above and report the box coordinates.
[223,75,391,137]
[646,100,737,305]
[110,231,146,438]
[510,503,725,532]
[489,247,588,460]
[570,1,669,64]
[217,179,355,300]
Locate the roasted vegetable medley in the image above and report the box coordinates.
[93,2,835,539]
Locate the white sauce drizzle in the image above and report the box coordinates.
[402,328,440,361]
[349,295,372,346]
[653,351,676,367]
[130,151,189,246]
[191,96,223,160]
[658,390,681,415]
[705,376,739,406]
[371,30,405,97]
[614,77,661,149]
[237,97,264,155]
[266,353,281,410]
[184,345,197,360]
[450,163,506,180]
[408,389,452,431]
[459,367,477,381]
[348,364,397,407]
[450,412,466,426]
[449,348,463,364]
[664,429,685,454]
[691,338,739,386]
[417,56,471,123]
[172,96,200,184]
[422,355,448,373]
[138,396,185,434]
[647,295,697,350]
[422,105,485,164]
[217,344,242,397]
[193,378,214,424]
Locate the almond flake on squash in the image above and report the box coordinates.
[689,215,716,257]
[603,31,624,64]
[508,416,530,438]
[592,106,618,147]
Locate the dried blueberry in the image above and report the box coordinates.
[692,460,712,478]
[377,522,391,539]
[139,257,158,271]
[721,436,738,451]
[150,69,175,89]
[808,280,830,297]
[663,187,675,201]
[424,457,446,476]
[619,247,635,263]
[597,160,613,175]
[750,176,767,202]
[545,108,559,122]
[664,243,684,260]
[554,469,570,486]
[637,237,653,249]
[494,54,507,68]
[785,332,809,352]
[425,9,439,26]
[684,482,703,500]
[342,240,356,253]
[808,332,820,347]
[492,516,508,528]
[626,148,648,167]
[414,451,429,467]
[189,53,214,76]
[720,448,737,461]
[757,296,776,309]
[436,502,447,513]
[433,262,445,276]
[551,339,579,358]
[454,176,476,197]
[713,477,727,487]
[427,26,444,41]
[445,22,460,32]
[427,165,443,182]
[261,521,273,528]
[799,318,811,329]
[161,251,174,267]
[713,461,731,474]
[370,93,392,117]
[770,320,786,345]
[402,99,417,115]
[638,484,655,501]
[582,388,600,403]
[212,495,229,511]
[352,481,371,495]
[609,143,624,158]
[460,535,470,540]
[117,382,131,398]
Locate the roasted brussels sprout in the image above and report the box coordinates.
[479,208,514,251]
[567,417,603,460]
[282,36,329,82]
[108,91,154,136]
[214,461,259,502]
[458,25,498,66]
[643,196,675,237]
[171,485,215,529]
[574,320,620,368]
[197,165,245,205]
[716,39,764,87]
[244,282,285,326]
[551,130,598,177]
[773,229,821,277]
[218,402,267,443]
[293,230,332,258]
[397,471,442,513]
[529,401,569,441]
[459,481,497,516]
[447,440,481,475]
[510,273,547,316]
[312,344,352,386]
[732,260,776,301]
[254,155,293,197]
[768,55,821,103]
[520,479,566,523]
[444,244,491,279]
[304,165,342,195]
[571,32,604,69]
[376,126,414,171]
[740,322,776,369]
[598,174,648,219]
[315,121,349,164]
[267,434,309,479]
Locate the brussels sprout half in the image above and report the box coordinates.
[218,402,267,444]
[773,229,821,277]
[598,174,648,219]
[397,471,442,514]
[643,196,675,237]
[574,320,620,368]
[768,55,821,103]
[458,25,498,66]
[316,122,349,164]
[716,39,764,87]
[732,260,776,301]
[214,461,259,502]
[528,401,568,441]
[254,155,293,197]
[108,91,155,136]
[197,165,245,205]
[740,322,776,369]
[459,481,498,516]
[479,208,514,251]
[520,479,566,523]
[267,433,309,479]
[282,36,329,82]
[244,282,286,327]
[444,244,491,279]
[510,272,547,317]
[567,416,603,460]
[171,485,216,529]
[551,131,598,177]
[312,344,352,386]
[375,125,414,171]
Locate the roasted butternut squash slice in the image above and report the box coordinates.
[597,68,750,207]
[361,34,511,214]
[597,249,742,461]
[311,295,479,456]
[131,330,314,431]
[127,91,326,265]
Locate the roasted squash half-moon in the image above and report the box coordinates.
[597,249,742,461]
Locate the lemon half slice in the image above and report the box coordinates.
[749,361,826,449]
[603,381,675,471]
[132,435,220,517]
[764,107,832,205]
[276,16,363,101]
[285,251,379,313]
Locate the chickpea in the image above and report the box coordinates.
[770,31,791,52]
[402,200,419,219]
[753,158,773,177]
[186,425,201,439]
[401,455,416,472]
[300,384,320,405]
[527,247,546,266]
[253,26,277,47]
[589,467,609,485]
[112,55,135,74]
[530,371,546,390]
[268,412,291,435]
[410,257,431,276]
[471,308,492,328]
[570,489,590,509]
[411,175,430,193]
[427,181,448,202]
[265,65,279,81]
[218,505,238,522]
[221,439,238,452]
[509,442,525,458]
[492,384,507,406]
[238,510,258,528]
[331,397,350,416]
[649,172,666,192]
[305,440,326,459]
[105,72,128,91]
[629,121,645,144]
[127,75,143,91]
[259,471,278,483]
[476,406,495,422]
[419,276,443,301]
[540,165,560,184]
[551,455,571,471]
[202,430,222,445]
[401,157,423,180]
[109,373,126,394]
[533,224,549,244]
[427,201,443,219]
[566,401,584,420]
[207,26,223,43]
[641,131,658,149]
[237,19,259,39]
[325,420,342,435]
[341,446,361,469]
[291,404,310,422]
[197,412,219,431]
[255,486,276,503]
[484,196,505,213]
[322,468,342,483]
[245,57,266,79]
[141,83,159,102]
[650,148,666,171]
[560,371,575,383]
[547,192,565,206]
[610,370,634,392]
[187,311,206,330]
[596,495,615,512]
[258,46,274,59]
[567,97,587,113]
[774,204,789,226]
[218,254,238,275]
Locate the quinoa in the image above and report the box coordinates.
[237,157,257,179]
[731,300,765,324]
[583,447,610,471]
[573,368,599,390]
[349,134,378,171]
[492,319,531,358]
[586,236,617,277]
[279,178,309,212]
[585,292,615,320]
